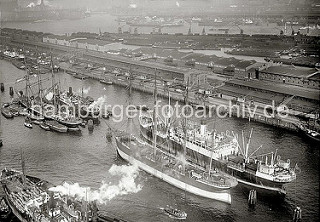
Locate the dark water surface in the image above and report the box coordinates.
[0,59,319,222]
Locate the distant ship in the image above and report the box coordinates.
[0,0,86,22]
[126,17,185,27]
[114,71,237,204]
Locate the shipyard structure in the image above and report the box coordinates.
[0,0,87,22]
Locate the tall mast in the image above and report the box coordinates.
[182,77,189,174]
[153,68,157,158]
[127,65,133,144]
[50,50,56,108]
[245,128,253,163]
[0,10,2,50]
[208,131,215,177]
[129,65,132,104]
[51,50,55,87]
[37,68,43,113]
[20,146,26,185]
[242,130,245,158]
[167,91,171,127]
[24,55,30,106]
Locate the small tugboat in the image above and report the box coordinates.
[162,205,187,220]
[24,117,33,128]
[39,121,51,131]
[296,123,320,143]
[0,139,3,147]
[0,198,11,219]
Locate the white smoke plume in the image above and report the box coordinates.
[49,164,142,204]
[176,1,180,7]
[45,92,54,101]
[27,0,51,7]
[78,87,91,95]
[88,95,107,109]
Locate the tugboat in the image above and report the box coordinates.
[1,168,98,222]
[296,123,320,143]
[162,205,187,220]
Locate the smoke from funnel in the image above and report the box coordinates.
[48,164,142,204]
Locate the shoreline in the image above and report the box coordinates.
[1,39,317,132]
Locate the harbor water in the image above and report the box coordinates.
[0,59,319,221]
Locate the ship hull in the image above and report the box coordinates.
[140,124,288,195]
[115,137,232,204]
[46,120,68,133]
[299,129,320,143]
[56,119,82,128]
[3,192,28,222]
[1,173,50,222]
[236,179,286,197]
[1,109,14,119]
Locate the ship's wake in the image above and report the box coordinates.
[49,164,142,204]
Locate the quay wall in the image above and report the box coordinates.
[60,66,299,132]
[5,39,305,132]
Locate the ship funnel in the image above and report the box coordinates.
[265,156,268,166]
[200,120,206,135]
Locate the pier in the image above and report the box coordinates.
[2,38,318,132]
